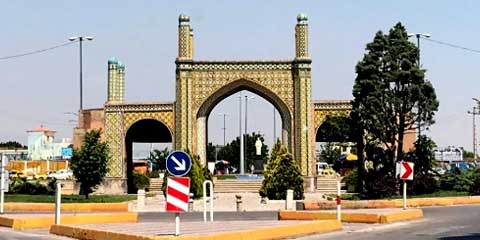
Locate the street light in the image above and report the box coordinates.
[244,95,255,171]
[238,92,244,174]
[408,32,430,138]
[469,98,480,160]
[69,36,94,111]
[218,113,229,146]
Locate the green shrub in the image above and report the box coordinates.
[440,169,475,193]
[470,167,480,195]
[133,172,150,190]
[342,169,358,192]
[259,142,304,200]
[362,169,397,199]
[9,179,52,195]
[147,170,160,178]
[409,173,439,195]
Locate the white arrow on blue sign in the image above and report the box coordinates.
[166,151,192,177]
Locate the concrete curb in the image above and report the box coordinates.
[0,212,137,230]
[50,220,342,240]
[4,202,129,212]
[304,196,480,210]
[279,209,423,224]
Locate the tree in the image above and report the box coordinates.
[148,148,170,171]
[320,143,341,165]
[316,116,355,142]
[351,23,439,186]
[0,141,26,149]
[260,141,304,200]
[206,142,217,162]
[217,132,269,171]
[70,130,109,199]
[405,135,437,176]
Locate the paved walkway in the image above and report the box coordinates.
[132,192,327,212]
[67,220,304,237]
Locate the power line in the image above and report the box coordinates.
[0,41,75,60]
[422,37,480,54]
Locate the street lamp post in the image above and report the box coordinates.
[244,95,255,170]
[470,98,480,160]
[218,113,228,146]
[69,36,94,111]
[238,92,244,174]
[408,33,430,138]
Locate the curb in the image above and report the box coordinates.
[0,212,137,230]
[50,220,342,240]
[304,196,480,210]
[4,202,129,212]
[279,209,423,224]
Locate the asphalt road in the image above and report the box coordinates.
[0,228,71,240]
[295,205,480,240]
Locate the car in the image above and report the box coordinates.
[48,169,73,180]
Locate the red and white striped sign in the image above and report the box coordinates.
[166,177,190,212]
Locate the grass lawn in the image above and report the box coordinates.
[4,194,137,203]
[387,190,470,199]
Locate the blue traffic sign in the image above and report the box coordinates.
[166,151,192,177]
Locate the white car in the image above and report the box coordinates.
[48,169,73,180]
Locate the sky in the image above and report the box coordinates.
[1,1,479,155]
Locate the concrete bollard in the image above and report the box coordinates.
[137,189,145,210]
[235,195,243,212]
[188,193,194,212]
[285,189,294,210]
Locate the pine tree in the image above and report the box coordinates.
[259,141,304,200]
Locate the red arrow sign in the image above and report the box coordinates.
[401,162,413,180]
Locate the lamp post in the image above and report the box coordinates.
[244,95,255,169]
[218,113,229,146]
[69,36,94,111]
[469,98,480,160]
[238,92,244,174]
[408,33,430,138]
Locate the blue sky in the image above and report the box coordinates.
[1,1,479,153]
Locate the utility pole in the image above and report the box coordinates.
[468,106,480,160]
[239,92,244,174]
[218,113,228,146]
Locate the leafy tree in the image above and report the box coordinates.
[463,150,475,159]
[405,135,437,176]
[320,143,341,165]
[217,132,269,171]
[351,23,439,190]
[70,130,109,199]
[0,141,26,149]
[316,116,355,142]
[148,148,170,171]
[206,142,217,162]
[162,150,213,199]
[259,141,304,200]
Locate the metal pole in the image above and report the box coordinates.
[79,38,83,111]
[336,176,341,221]
[474,107,477,160]
[222,114,226,146]
[245,96,248,171]
[55,182,61,224]
[273,107,276,143]
[416,34,421,138]
[403,180,407,210]
[175,212,180,236]
[0,154,5,214]
[239,92,244,175]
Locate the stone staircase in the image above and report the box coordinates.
[213,179,263,193]
[316,177,346,194]
[148,178,164,192]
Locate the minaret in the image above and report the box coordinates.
[295,13,309,59]
[293,13,313,176]
[107,57,125,103]
[178,14,193,60]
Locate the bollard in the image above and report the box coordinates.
[55,182,62,225]
[336,174,341,221]
[203,180,213,222]
[188,193,194,212]
[285,189,294,210]
[137,189,145,210]
[235,195,243,212]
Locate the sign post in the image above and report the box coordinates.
[0,154,9,214]
[396,161,414,210]
[166,151,192,236]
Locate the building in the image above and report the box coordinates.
[27,125,72,160]
[433,147,463,163]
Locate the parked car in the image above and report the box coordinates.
[48,169,73,180]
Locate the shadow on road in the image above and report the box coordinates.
[439,233,480,240]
